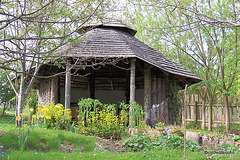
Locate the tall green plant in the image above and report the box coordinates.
[77,98,103,124]
[120,0,240,131]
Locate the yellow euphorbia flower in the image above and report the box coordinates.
[16,116,21,120]
[46,116,51,120]
[32,115,36,119]
[30,108,34,112]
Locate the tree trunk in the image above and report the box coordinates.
[16,74,25,127]
[208,97,213,131]
[201,99,206,130]
[2,102,6,118]
[65,58,71,109]
[223,94,230,131]
[201,88,207,131]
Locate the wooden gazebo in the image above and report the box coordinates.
[34,18,201,125]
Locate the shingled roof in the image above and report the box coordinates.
[60,18,201,85]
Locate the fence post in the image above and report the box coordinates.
[193,101,197,123]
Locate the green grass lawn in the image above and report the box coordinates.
[3,149,240,160]
[1,110,240,160]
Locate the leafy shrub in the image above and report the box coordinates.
[217,143,240,152]
[122,135,152,151]
[122,134,201,152]
[232,135,240,142]
[76,99,145,140]
[77,109,127,140]
[33,102,72,130]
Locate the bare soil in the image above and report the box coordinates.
[95,138,127,153]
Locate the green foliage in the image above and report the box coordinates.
[166,79,182,125]
[155,122,165,130]
[34,102,72,130]
[122,134,201,152]
[129,101,145,126]
[0,70,15,111]
[77,98,103,123]
[187,122,201,130]
[0,0,108,120]
[122,134,151,152]
[25,90,38,114]
[232,135,240,142]
[77,99,129,140]
[120,0,240,99]
[216,143,240,153]
[76,98,145,140]
[77,109,127,140]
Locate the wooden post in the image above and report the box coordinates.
[214,106,217,127]
[130,58,136,127]
[230,106,233,122]
[193,101,197,123]
[238,106,240,121]
[89,69,95,99]
[184,84,188,160]
[144,62,151,125]
[58,76,61,103]
[233,98,237,122]
[51,76,58,104]
[65,58,71,109]
[125,70,130,103]
[218,106,223,122]
[233,107,237,122]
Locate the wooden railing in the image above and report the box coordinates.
[185,94,240,126]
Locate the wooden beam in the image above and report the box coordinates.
[65,59,71,109]
[144,62,151,125]
[130,58,136,127]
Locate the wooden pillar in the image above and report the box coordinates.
[51,76,58,104]
[65,58,71,109]
[125,70,130,104]
[144,62,151,125]
[58,76,61,103]
[130,58,136,127]
[89,69,95,99]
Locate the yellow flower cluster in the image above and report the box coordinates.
[33,102,72,129]
[78,109,127,139]
[16,113,24,121]
[29,108,34,112]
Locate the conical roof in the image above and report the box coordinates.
[76,18,137,36]
[60,19,201,85]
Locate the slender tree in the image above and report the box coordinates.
[0,0,108,126]
[120,0,240,131]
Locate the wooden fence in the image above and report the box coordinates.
[185,94,240,126]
